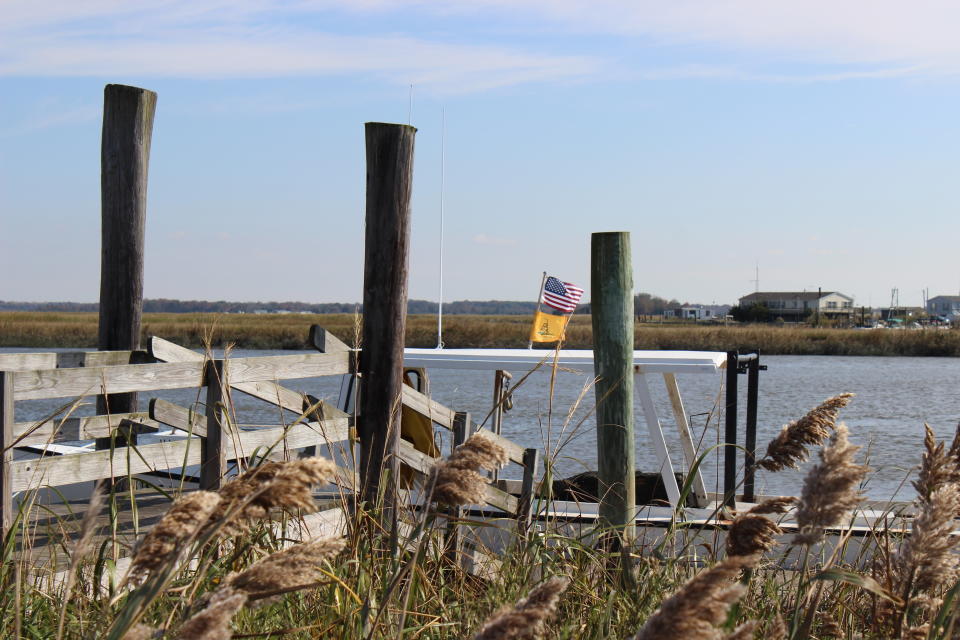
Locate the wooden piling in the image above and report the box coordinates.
[358,122,416,511]
[201,360,227,490]
[98,84,157,414]
[591,231,636,542]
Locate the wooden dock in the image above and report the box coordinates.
[0,332,540,582]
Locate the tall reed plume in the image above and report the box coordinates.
[175,586,247,640]
[128,490,221,583]
[880,425,960,634]
[227,537,346,604]
[793,423,868,545]
[431,432,507,507]
[632,554,758,640]
[472,576,569,640]
[758,393,854,472]
[726,497,795,558]
[210,457,337,535]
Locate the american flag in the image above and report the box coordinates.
[541,276,584,313]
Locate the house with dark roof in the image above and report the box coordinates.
[738,291,854,321]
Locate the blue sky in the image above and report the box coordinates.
[3,1,960,307]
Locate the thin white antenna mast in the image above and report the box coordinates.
[408,84,414,124]
[436,108,445,349]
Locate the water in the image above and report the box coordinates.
[5,347,959,500]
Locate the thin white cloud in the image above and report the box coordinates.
[445,0,960,70]
[301,0,960,78]
[0,103,100,138]
[6,0,959,88]
[632,63,928,83]
[0,1,599,91]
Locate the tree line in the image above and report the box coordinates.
[0,292,690,316]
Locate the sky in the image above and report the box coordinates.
[3,2,960,308]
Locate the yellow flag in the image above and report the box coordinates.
[529,309,570,343]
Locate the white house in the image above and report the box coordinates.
[664,304,730,320]
[738,291,854,321]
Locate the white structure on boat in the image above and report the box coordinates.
[404,348,727,508]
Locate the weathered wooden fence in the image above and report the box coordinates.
[0,333,538,547]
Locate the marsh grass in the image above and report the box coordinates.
[5,311,960,355]
[4,349,960,639]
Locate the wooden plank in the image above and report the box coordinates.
[229,420,351,458]
[518,447,539,532]
[149,337,348,414]
[635,374,682,508]
[81,350,150,368]
[0,353,57,371]
[473,427,526,467]
[662,373,709,507]
[150,399,351,458]
[401,385,455,429]
[13,361,206,401]
[13,413,158,447]
[309,325,352,353]
[150,338,349,383]
[0,373,13,533]
[149,399,206,437]
[397,440,518,514]
[57,351,147,369]
[11,438,201,492]
[226,353,351,383]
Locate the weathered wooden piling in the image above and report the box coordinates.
[591,231,636,542]
[358,122,416,511]
[98,84,157,414]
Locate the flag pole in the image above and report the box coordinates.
[528,271,548,349]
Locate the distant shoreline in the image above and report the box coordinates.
[2,311,959,356]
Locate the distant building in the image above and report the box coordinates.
[927,295,960,318]
[738,291,854,322]
[879,307,924,321]
[664,304,730,320]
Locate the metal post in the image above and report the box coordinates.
[0,372,13,538]
[724,350,739,508]
[744,354,760,502]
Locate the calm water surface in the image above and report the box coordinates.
[5,348,958,500]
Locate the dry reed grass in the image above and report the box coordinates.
[227,537,346,604]
[472,576,570,640]
[128,491,221,583]
[8,339,960,640]
[174,586,247,640]
[431,432,508,507]
[210,457,336,535]
[758,393,854,472]
[632,555,758,640]
[7,310,960,355]
[793,423,869,545]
